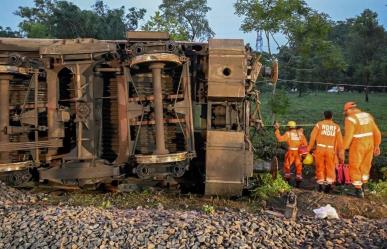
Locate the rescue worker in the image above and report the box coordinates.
[274,121,307,186]
[343,102,381,198]
[307,111,344,193]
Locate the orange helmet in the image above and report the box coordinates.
[343,102,357,112]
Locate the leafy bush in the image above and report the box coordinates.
[369,180,387,198]
[202,204,215,215]
[372,154,387,181]
[252,173,291,200]
[100,199,112,209]
[251,128,278,161]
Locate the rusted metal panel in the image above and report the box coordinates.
[39,39,116,55]
[39,162,120,184]
[207,39,246,99]
[205,130,245,196]
[130,53,182,67]
[0,75,11,162]
[115,75,130,163]
[127,31,170,41]
[0,38,62,51]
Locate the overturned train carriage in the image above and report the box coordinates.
[0,32,277,196]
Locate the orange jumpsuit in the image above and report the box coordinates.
[307,120,343,184]
[275,129,307,180]
[343,111,381,188]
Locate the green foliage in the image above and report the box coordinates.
[235,0,311,54]
[15,0,146,39]
[251,128,278,160]
[268,90,290,115]
[278,9,387,89]
[159,0,215,41]
[100,199,112,209]
[252,173,291,200]
[369,180,387,198]
[0,26,22,37]
[142,11,189,40]
[234,0,309,34]
[202,204,215,214]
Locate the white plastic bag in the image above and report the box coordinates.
[313,204,339,219]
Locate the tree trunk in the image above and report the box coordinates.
[365,87,369,102]
[365,70,370,102]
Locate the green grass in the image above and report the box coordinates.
[257,90,387,180]
[260,91,387,131]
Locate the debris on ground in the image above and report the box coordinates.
[313,204,339,219]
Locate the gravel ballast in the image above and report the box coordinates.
[0,182,386,249]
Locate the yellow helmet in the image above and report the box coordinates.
[303,154,314,165]
[287,121,297,129]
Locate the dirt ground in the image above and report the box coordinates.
[267,166,387,219]
[27,174,387,220]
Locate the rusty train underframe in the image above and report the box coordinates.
[0,32,277,196]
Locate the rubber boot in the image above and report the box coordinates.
[355,188,364,199]
[324,184,332,194]
[318,184,324,192]
[285,178,291,184]
[295,179,302,188]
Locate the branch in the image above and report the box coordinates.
[265,30,271,56]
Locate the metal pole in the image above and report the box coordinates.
[149,63,169,155]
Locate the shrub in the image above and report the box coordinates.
[252,173,292,200]
[251,128,278,161]
[202,204,215,215]
[369,180,387,198]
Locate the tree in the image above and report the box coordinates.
[142,11,189,40]
[235,0,346,96]
[345,10,386,99]
[234,0,309,54]
[158,0,215,41]
[15,0,146,39]
[0,26,21,37]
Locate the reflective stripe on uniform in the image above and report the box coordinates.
[352,180,362,186]
[353,132,373,138]
[288,147,298,151]
[317,143,334,148]
[296,174,302,180]
[347,117,357,124]
[326,178,335,184]
[362,175,369,181]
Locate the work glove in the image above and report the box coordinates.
[374,146,381,156]
[273,121,280,130]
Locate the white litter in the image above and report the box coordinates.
[313,204,339,219]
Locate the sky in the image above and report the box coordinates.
[1,0,386,50]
